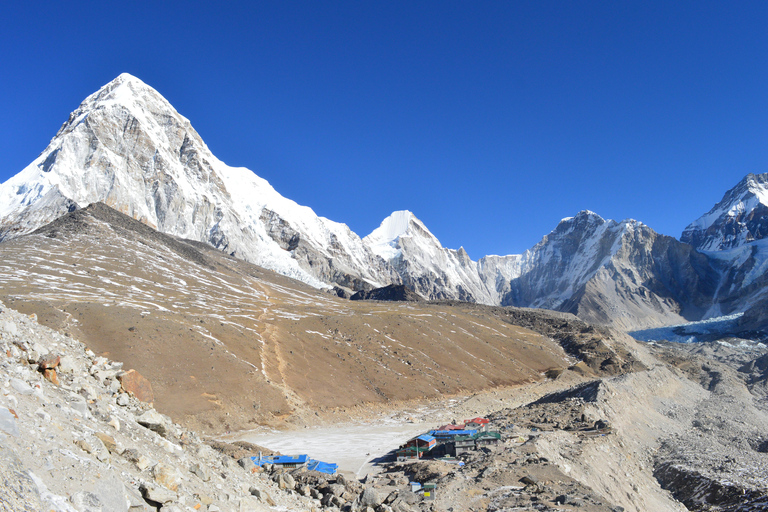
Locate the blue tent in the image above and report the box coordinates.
[307,459,338,474]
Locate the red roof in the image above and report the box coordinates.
[437,424,466,430]
[463,417,490,425]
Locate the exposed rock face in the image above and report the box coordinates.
[363,210,504,303]
[350,284,425,302]
[682,173,768,251]
[499,212,719,330]
[0,73,398,292]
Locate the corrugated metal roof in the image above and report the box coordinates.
[416,434,436,443]
[429,429,477,437]
[474,431,501,440]
[251,454,309,466]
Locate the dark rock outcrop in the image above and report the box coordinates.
[350,284,425,302]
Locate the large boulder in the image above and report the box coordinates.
[118,369,154,403]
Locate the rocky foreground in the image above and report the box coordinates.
[2,296,768,511]
[0,300,324,511]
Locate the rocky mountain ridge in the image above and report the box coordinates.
[2,74,768,333]
[682,173,768,252]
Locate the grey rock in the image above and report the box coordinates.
[360,487,383,508]
[0,442,43,510]
[70,491,103,512]
[116,393,130,406]
[159,504,185,512]
[2,320,18,337]
[136,409,169,437]
[329,483,346,497]
[0,406,20,437]
[72,468,128,512]
[140,483,177,505]
[190,462,211,482]
[68,394,88,416]
[237,456,256,472]
[10,377,33,395]
[126,485,154,512]
[281,472,296,490]
[57,355,78,374]
[238,496,268,511]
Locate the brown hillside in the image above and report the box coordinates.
[0,203,640,433]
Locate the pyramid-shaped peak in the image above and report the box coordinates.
[53,73,193,144]
[114,72,144,83]
[73,73,174,118]
[363,210,442,261]
[365,210,433,245]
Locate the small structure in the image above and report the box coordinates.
[473,431,501,448]
[251,454,309,469]
[429,429,477,441]
[463,418,490,432]
[436,423,467,431]
[397,434,437,460]
[453,435,475,455]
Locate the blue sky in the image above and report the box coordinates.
[1,2,767,257]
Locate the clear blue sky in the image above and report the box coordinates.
[2,2,767,258]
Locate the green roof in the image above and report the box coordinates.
[473,431,501,440]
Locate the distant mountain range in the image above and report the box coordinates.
[2,74,768,334]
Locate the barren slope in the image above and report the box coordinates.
[0,204,638,434]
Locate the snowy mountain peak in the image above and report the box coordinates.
[551,210,609,237]
[370,210,417,242]
[681,173,768,251]
[0,74,400,291]
[559,210,604,224]
[363,210,436,260]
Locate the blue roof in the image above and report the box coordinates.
[251,454,309,466]
[307,459,338,474]
[429,429,477,437]
[251,454,337,474]
[416,434,436,443]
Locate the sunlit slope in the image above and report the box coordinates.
[0,204,626,433]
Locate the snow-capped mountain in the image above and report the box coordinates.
[3,74,768,335]
[498,211,717,330]
[363,210,513,303]
[0,73,399,291]
[681,173,768,252]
